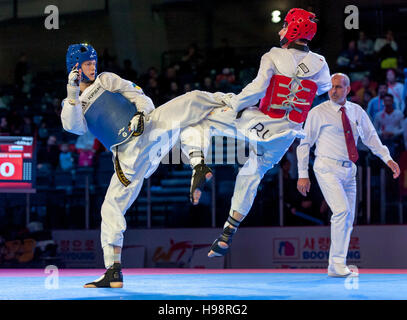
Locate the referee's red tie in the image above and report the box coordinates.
[340,107,359,163]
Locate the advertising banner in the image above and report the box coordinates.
[231,225,407,268]
[52,228,224,268]
[53,225,407,269]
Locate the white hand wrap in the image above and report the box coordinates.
[67,67,81,105]
[221,93,236,107]
[66,84,80,105]
[213,92,236,107]
[68,67,80,86]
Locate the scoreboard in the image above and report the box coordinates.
[0,136,36,191]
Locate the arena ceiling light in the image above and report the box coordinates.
[271,10,282,23]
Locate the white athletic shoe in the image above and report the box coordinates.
[328,264,359,277]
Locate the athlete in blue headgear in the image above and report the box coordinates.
[66,43,98,82]
[61,43,220,288]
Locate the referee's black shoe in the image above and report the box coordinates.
[84,263,123,288]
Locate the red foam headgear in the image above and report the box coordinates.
[281,8,317,47]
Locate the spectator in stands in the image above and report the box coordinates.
[75,131,96,167]
[403,68,407,107]
[59,143,75,171]
[144,77,162,106]
[357,87,376,164]
[7,110,23,136]
[75,130,95,151]
[41,92,53,107]
[357,31,374,57]
[215,67,236,92]
[183,83,192,93]
[281,158,325,226]
[139,67,158,88]
[367,83,387,121]
[354,76,376,104]
[50,101,63,127]
[45,97,62,124]
[374,93,404,156]
[403,108,407,151]
[51,97,61,110]
[386,68,405,112]
[238,61,257,88]
[163,81,180,102]
[21,116,35,136]
[374,30,398,52]
[0,91,7,110]
[21,73,33,95]
[32,114,43,129]
[180,43,204,75]
[37,121,49,143]
[37,135,60,173]
[281,157,299,217]
[361,90,373,111]
[201,76,216,92]
[375,30,398,69]
[336,40,364,71]
[121,59,138,83]
[285,140,299,180]
[148,66,159,81]
[14,53,28,92]
[160,66,178,95]
[99,48,114,71]
[0,116,10,135]
[105,56,121,74]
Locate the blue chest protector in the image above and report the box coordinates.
[84,91,137,150]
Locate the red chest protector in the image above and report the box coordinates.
[259,74,317,124]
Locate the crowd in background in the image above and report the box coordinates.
[0,40,256,176]
[0,29,406,230]
[335,30,407,163]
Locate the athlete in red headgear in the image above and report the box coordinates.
[280,8,317,47]
[179,8,332,257]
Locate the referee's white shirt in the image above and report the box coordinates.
[297,99,393,178]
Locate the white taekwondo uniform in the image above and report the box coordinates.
[180,46,332,216]
[61,72,217,268]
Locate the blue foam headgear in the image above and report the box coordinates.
[66,43,98,82]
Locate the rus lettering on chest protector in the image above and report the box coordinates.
[250,122,269,139]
